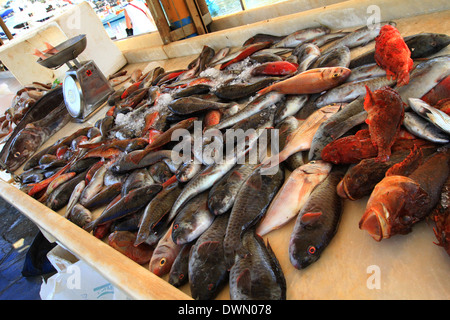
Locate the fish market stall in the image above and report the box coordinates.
[0,0,449,300]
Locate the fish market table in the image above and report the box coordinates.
[0,0,449,300]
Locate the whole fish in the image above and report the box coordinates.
[336,147,436,200]
[217,42,272,69]
[256,160,332,236]
[262,104,342,169]
[207,91,284,130]
[293,43,321,72]
[346,63,386,82]
[208,162,258,215]
[402,112,450,144]
[108,231,153,265]
[110,149,174,174]
[213,78,276,101]
[189,214,229,300]
[149,223,182,277]
[313,46,350,68]
[289,166,345,269]
[83,182,123,210]
[258,67,350,96]
[223,167,284,269]
[324,22,396,52]
[79,165,107,206]
[308,31,350,48]
[250,61,298,76]
[207,47,231,67]
[315,76,397,108]
[360,147,450,241]
[243,33,284,46]
[364,86,405,161]
[64,180,85,218]
[397,55,450,103]
[250,52,283,63]
[84,184,162,232]
[68,203,92,228]
[229,229,286,300]
[121,168,153,196]
[275,116,306,170]
[408,98,450,135]
[4,102,71,172]
[309,97,364,160]
[274,26,330,48]
[168,244,192,288]
[168,96,236,115]
[171,192,215,245]
[135,182,183,246]
[374,25,413,87]
[168,156,238,222]
[350,33,450,68]
[46,170,87,211]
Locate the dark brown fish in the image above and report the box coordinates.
[168,243,192,288]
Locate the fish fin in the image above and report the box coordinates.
[386,145,423,177]
[197,241,221,255]
[257,85,273,96]
[363,85,375,112]
[236,268,252,294]
[300,212,322,225]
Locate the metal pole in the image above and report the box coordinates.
[0,17,13,40]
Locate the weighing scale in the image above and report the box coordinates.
[37,34,114,122]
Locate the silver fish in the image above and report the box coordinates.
[315,76,396,108]
[308,31,350,48]
[292,43,321,72]
[346,63,386,82]
[79,165,107,206]
[313,46,351,68]
[398,56,450,103]
[403,112,449,144]
[408,98,450,135]
[274,95,308,124]
[64,180,85,218]
[274,26,330,48]
[68,204,92,228]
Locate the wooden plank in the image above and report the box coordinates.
[169,22,197,41]
[145,0,173,44]
[185,0,206,35]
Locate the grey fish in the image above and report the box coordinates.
[79,164,107,206]
[229,228,286,300]
[223,167,284,269]
[168,243,192,288]
[213,78,276,101]
[397,55,450,103]
[64,180,85,218]
[208,47,231,67]
[84,184,162,232]
[315,76,396,108]
[346,63,386,82]
[122,168,153,196]
[276,116,306,170]
[273,26,330,48]
[168,96,235,115]
[208,91,284,130]
[313,46,351,68]
[148,161,172,184]
[250,52,283,63]
[83,182,123,210]
[309,97,365,160]
[135,182,183,246]
[274,94,308,124]
[408,98,450,135]
[189,213,229,300]
[176,158,202,182]
[292,43,321,71]
[308,31,350,48]
[403,112,450,144]
[208,162,259,215]
[171,192,215,245]
[46,170,87,211]
[110,149,174,174]
[289,166,345,269]
[323,21,396,52]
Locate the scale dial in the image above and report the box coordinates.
[63,74,84,118]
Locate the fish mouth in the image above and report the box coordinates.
[336,179,356,200]
[359,203,389,241]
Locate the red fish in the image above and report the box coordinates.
[203,109,221,127]
[250,61,298,76]
[363,85,405,161]
[108,231,154,265]
[360,147,450,241]
[421,75,450,106]
[432,172,450,256]
[121,81,142,99]
[374,25,414,87]
[220,41,271,70]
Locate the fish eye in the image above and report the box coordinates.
[207,283,214,291]
[159,258,166,266]
[14,152,20,158]
[332,73,339,78]
[173,223,179,230]
[308,246,316,255]
[178,273,184,280]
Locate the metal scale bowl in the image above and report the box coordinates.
[37,34,114,122]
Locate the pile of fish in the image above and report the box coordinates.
[5,22,450,300]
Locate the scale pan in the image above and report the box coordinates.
[37,34,87,70]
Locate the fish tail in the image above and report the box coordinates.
[83,220,96,233]
[257,85,273,96]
